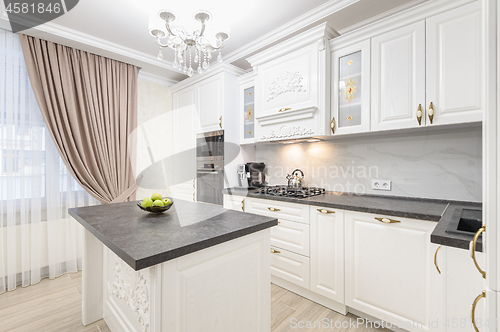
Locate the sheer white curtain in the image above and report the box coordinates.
[0,29,98,294]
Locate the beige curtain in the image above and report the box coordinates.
[19,34,138,204]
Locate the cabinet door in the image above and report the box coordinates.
[371,21,426,131]
[331,40,371,135]
[445,246,486,332]
[240,80,255,144]
[173,87,196,201]
[345,211,442,332]
[426,2,482,126]
[223,195,245,212]
[310,207,344,304]
[271,220,310,256]
[197,74,223,132]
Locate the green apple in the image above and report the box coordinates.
[141,197,153,208]
[163,198,172,206]
[153,199,164,207]
[151,193,162,201]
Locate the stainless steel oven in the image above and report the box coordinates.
[196,130,224,161]
[196,130,224,205]
[196,160,224,205]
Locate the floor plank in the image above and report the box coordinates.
[0,272,391,332]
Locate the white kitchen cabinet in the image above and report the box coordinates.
[426,1,482,126]
[244,197,310,224]
[371,21,426,131]
[310,207,344,304]
[172,86,197,202]
[270,219,310,257]
[247,23,339,142]
[238,71,256,145]
[345,211,442,331]
[331,39,371,135]
[270,246,310,289]
[196,74,223,132]
[435,246,486,332]
[223,195,246,212]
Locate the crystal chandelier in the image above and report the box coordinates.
[149,10,229,76]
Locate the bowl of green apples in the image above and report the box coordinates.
[138,193,173,214]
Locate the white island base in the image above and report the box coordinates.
[81,229,271,332]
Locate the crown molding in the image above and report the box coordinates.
[138,71,178,87]
[247,22,338,67]
[223,0,358,65]
[169,62,246,93]
[237,70,256,84]
[330,0,476,50]
[2,14,185,76]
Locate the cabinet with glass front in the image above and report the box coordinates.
[330,39,371,135]
[238,71,256,144]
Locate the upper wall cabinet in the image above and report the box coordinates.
[371,21,426,131]
[197,74,223,132]
[426,1,482,126]
[371,1,482,131]
[238,72,256,145]
[247,23,339,142]
[331,39,371,135]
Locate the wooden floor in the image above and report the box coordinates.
[0,272,389,332]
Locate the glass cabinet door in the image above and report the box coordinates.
[243,86,254,140]
[331,40,371,135]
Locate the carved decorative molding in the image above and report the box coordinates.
[261,125,314,140]
[267,71,306,102]
[109,260,150,332]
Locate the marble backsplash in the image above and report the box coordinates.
[255,126,482,202]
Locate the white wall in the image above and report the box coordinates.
[134,79,174,200]
[255,126,482,202]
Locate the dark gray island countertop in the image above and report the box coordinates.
[69,199,277,271]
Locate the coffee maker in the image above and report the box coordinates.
[237,162,266,188]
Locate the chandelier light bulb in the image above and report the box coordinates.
[217,52,222,63]
[157,49,163,60]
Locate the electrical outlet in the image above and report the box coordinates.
[372,179,391,191]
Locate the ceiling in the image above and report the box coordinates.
[0,0,423,83]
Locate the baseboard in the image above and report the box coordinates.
[271,275,347,315]
[348,308,408,332]
[104,299,137,332]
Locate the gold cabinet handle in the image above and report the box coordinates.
[278,107,291,113]
[469,225,486,279]
[417,104,423,125]
[241,199,245,212]
[268,207,281,212]
[193,179,195,189]
[434,245,442,274]
[330,117,335,134]
[375,217,401,224]
[219,116,222,129]
[270,248,281,254]
[317,208,335,214]
[193,192,195,202]
[428,102,434,124]
[470,291,486,332]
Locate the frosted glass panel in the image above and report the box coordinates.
[243,87,254,139]
[338,51,362,128]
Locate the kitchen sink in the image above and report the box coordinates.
[445,208,483,236]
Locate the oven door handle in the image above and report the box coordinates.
[197,170,223,174]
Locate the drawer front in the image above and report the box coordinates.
[223,195,245,212]
[271,220,310,257]
[245,198,309,224]
[270,246,310,289]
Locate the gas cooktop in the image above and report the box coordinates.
[258,186,326,198]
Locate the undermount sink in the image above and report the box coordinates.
[446,208,483,236]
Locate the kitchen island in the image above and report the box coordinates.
[68,199,277,332]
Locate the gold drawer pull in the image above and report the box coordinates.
[317,209,335,214]
[219,116,222,128]
[428,102,434,124]
[469,225,486,279]
[330,117,335,134]
[375,217,401,224]
[471,291,486,332]
[241,199,245,212]
[434,246,442,274]
[278,107,291,113]
[416,104,423,125]
[270,248,281,254]
[268,207,281,212]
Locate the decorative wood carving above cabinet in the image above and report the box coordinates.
[247,23,339,142]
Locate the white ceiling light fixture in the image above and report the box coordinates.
[149,10,230,76]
